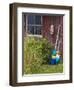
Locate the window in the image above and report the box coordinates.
[25,15,42,37]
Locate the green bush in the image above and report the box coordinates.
[41,38,54,64]
[24,37,53,74]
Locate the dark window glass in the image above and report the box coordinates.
[28,26,34,34]
[35,16,41,24]
[34,28,37,34]
[35,26,42,35]
[28,15,34,24]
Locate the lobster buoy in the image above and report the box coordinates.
[50,50,60,64]
[56,51,60,64]
[51,50,56,64]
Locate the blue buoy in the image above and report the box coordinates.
[51,58,56,64]
[56,54,60,64]
[52,49,56,56]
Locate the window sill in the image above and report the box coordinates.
[27,34,42,38]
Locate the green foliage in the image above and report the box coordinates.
[24,37,55,74]
[24,37,42,74]
[41,38,54,64]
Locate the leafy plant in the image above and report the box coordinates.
[24,37,54,74]
[41,38,54,64]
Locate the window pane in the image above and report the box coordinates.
[35,26,42,35]
[35,16,41,24]
[28,15,34,24]
[34,28,37,34]
[28,26,34,34]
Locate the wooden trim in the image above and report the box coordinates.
[11,3,72,10]
[9,4,17,86]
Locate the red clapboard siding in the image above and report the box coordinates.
[42,16,63,52]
